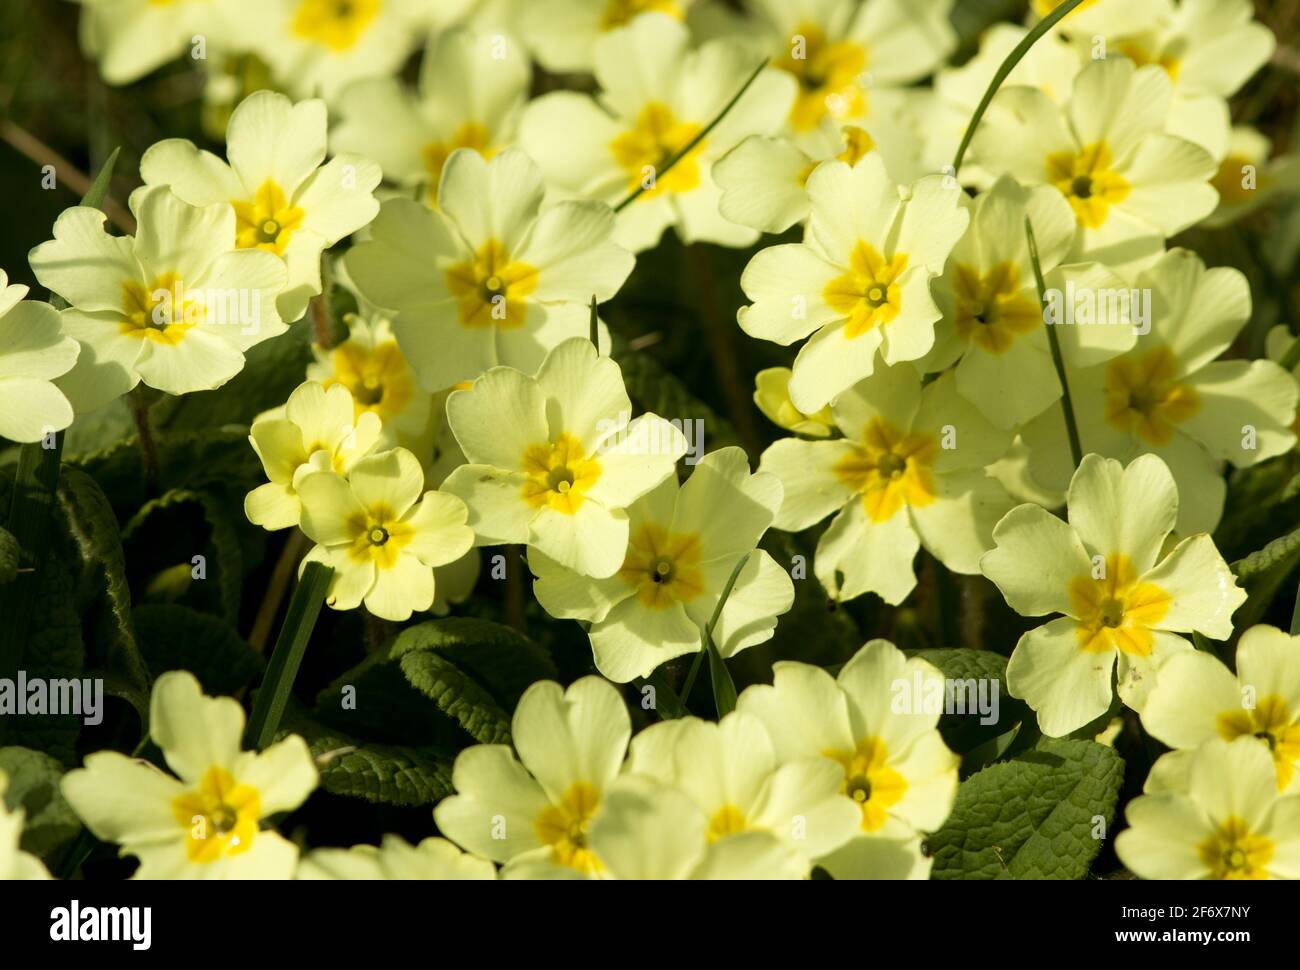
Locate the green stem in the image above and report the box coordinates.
[1026,216,1084,470]
[245,560,334,750]
[127,386,160,496]
[614,58,770,214]
[950,0,1087,176]
[589,294,600,351]
[679,552,752,713]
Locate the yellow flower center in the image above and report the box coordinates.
[609,102,705,198]
[326,338,416,423]
[1117,40,1182,81]
[952,262,1041,354]
[601,0,682,30]
[834,418,937,523]
[291,0,380,52]
[1104,346,1200,446]
[618,522,705,609]
[446,239,538,330]
[825,737,907,833]
[120,271,201,345]
[798,125,875,186]
[707,804,750,842]
[535,782,603,875]
[1217,695,1300,791]
[171,765,261,863]
[823,241,909,339]
[233,180,305,256]
[1211,154,1264,206]
[421,122,495,203]
[1197,816,1274,880]
[521,433,602,515]
[345,503,414,568]
[1068,554,1170,656]
[776,22,868,132]
[1046,142,1131,229]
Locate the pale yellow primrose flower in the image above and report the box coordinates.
[141,90,381,323]
[739,153,969,414]
[1205,127,1300,229]
[981,453,1245,738]
[297,447,475,621]
[714,122,929,236]
[583,776,807,880]
[971,57,1218,271]
[1076,0,1275,161]
[442,338,687,580]
[518,0,700,73]
[29,186,288,413]
[531,447,793,682]
[737,639,960,880]
[297,835,497,880]
[1142,626,1300,794]
[753,366,836,438]
[916,23,1082,188]
[760,366,1014,606]
[920,175,1137,430]
[71,0,244,86]
[245,380,383,531]
[61,671,317,879]
[237,0,429,101]
[1116,737,1300,880]
[0,269,79,443]
[626,711,861,876]
[1028,0,1166,38]
[743,0,956,139]
[306,310,435,457]
[1022,249,1298,536]
[332,26,529,205]
[345,148,634,391]
[435,677,631,879]
[0,771,51,880]
[519,13,796,253]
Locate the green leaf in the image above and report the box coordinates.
[73,429,264,520]
[278,714,454,807]
[928,739,1124,880]
[133,604,264,695]
[319,618,557,747]
[0,746,81,862]
[0,512,86,764]
[907,648,1030,761]
[123,488,245,622]
[1232,526,1300,630]
[0,526,18,584]
[56,465,150,728]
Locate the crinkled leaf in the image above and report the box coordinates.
[0,746,81,862]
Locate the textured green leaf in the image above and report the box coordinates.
[279,717,454,807]
[123,488,245,622]
[908,648,1030,761]
[132,604,263,695]
[0,746,81,861]
[390,617,558,709]
[0,525,17,584]
[0,517,85,764]
[616,351,741,450]
[396,650,513,744]
[57,465,149,726]
[929,739,1124,880]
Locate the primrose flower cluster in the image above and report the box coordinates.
[4,0,1300,883]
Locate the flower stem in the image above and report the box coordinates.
[245,560,335,750]
[589,294,600,351]
[127,386,160,496]
[1026,216,1084,470]
[950,0,1087,176]
[614,58,770,214]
